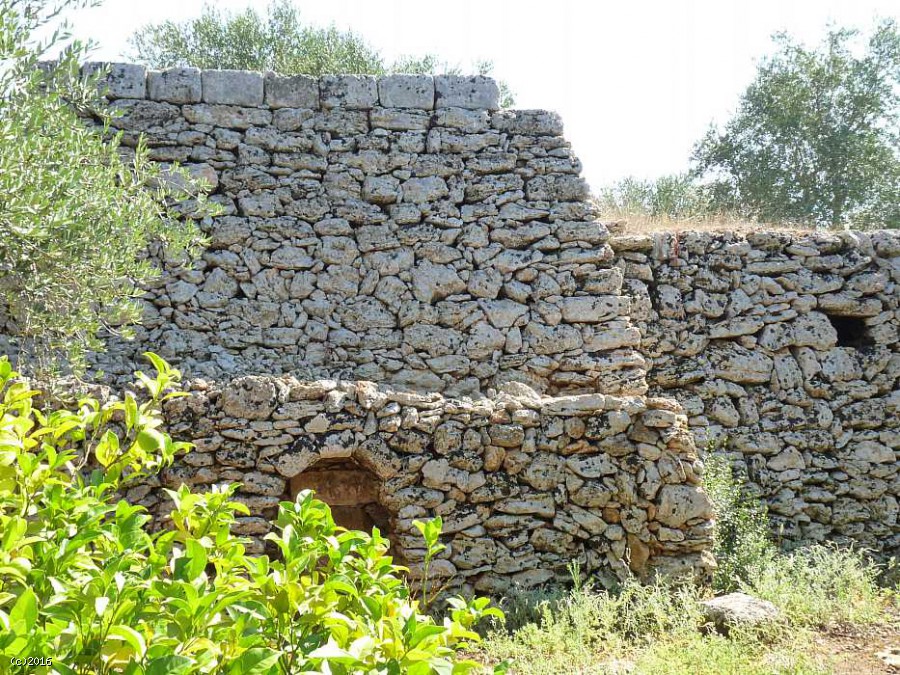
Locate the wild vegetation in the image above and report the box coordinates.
[475,457,897,675]
[600,20,900,230]
[128,0,515,107]
[0,354,503,673]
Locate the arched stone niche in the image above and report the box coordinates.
[274,432,411,563]
[288,458,392,540]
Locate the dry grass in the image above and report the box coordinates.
[603,211,816,235]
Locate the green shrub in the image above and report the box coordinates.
[702,453,777,592]
[743,545,888,627]
[632,632,827,675]
[482,572,705,673]
[702,454,890,626]
[1,1,213,375]
[0,354,503,674]
[595,173,720,222]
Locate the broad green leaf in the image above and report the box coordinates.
[145,655,194,675]
[1,516,26,551]
[136,428,166,453]
[95,429,120,467]
[107,625,147,658]
[9,587,37,631]
[225,648,281,675]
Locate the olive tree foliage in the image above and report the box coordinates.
[0,0,208,376]
[693,20,900,229]
[128,0,516,106]
[596,173,717,222]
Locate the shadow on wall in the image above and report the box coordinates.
[289,457,394,544]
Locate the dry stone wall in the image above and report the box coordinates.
[8,63,898,585]
[85,65,647,400]
[13,63,715,590]
[613,230,900,555]
[146,376,714,595]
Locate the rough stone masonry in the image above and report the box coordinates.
[78,64,713,592]
[613,230,899,555]
[3,63,895,592]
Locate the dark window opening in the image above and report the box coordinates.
[826,314,873,349]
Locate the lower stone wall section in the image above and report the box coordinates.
[137,375,715,595]
[612,230,899,555]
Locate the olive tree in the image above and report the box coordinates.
[0,0,207,374]
[693,20,900,228]
[129,0,515,106]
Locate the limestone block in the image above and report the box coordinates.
[147,67,201,103]
[166,280,198,305]
[435,75,500,110]
[566,454,618,478]
[558,296,622,323]
[82,62,146,98]
[466,322,506,359]
[241,472,286,496]
[709,317,764,339]
[520,454,564,491]
[411,262,465,303]
[269,245,314,270]
[708,344,774,384]
[852,442,895,464]
[452,537,497,569]
[202,70,264,106]
[108,99,181,131]
[480,299,529,329]
[378,74,434,109]
[792,312,838,349]
[488,424,525,448]
[656,485,714,527]
[555,220,608,244]
[701,593,780,634]
[338,297,396,331]
[768,448,805,471]
[401,176,449,203]
[361,175,401,204]
[490,224,551,248]
[220,376,279,420]
[524,323,583,355]
[491,109,563,136]
[265,73,319,108]
[320,75,378,109]
[570,481,614,508]
[370,108,430,131]
[525,175,589,202]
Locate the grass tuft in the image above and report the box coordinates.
[744,544,889,627]
[477,459,896,674]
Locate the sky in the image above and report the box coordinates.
[51,0,900,191]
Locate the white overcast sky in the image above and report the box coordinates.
[52,0,900,191]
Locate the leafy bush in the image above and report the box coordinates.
[1,1,211,375]
[702,454,777,592]
[693,20,900,229]
[596,173,718,222]
[0,354,503,674]
[743,545,888,627]
[702,454,888,626]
